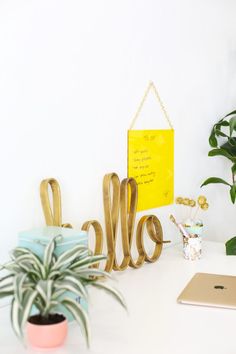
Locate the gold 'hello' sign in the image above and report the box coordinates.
[40,174,170,272]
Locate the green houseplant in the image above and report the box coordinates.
[201,110,236,254]
[0,236,126,349]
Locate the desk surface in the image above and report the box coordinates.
[1,241,236,354]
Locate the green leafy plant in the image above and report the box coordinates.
[201,110,236,203]
[0,236,126,347]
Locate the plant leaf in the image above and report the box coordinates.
[0,290,14,298]
[48,270,61,280]
[52,245,88,270]
[3,263,21,274]
[16,262,41,280]
[69,255,107,270]
[10,248,32,259]
[73,268,112,280]
[20,290,38,333]
[225,110,236,118]
[215,129,228,138]
[14,273,27,308]
[62,275,88,298]
[61,297,91,348]
[90,282,127,311]
[208,148,235,162]
[46,300,60,313]
[229,117,236,136]
[36,281,47,305]
[43,238,56,272]
[201,177,231,187]
[0,282,14,293]
[0,273,14,286]
[54,281,86,300]
[225,236,236,255]
[15,253,46,279]
[209,132,218,148]
[42,280,54,316]
[51,288,66,300]
[11,298,22,338]
[218,120,230,126]
[232,164,236,175]
[34,297,44,313]
[230,185,236,204]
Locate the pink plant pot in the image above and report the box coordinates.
[26,318,68,349]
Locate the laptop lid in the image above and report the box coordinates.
[177,273,236,309]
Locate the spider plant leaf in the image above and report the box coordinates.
[73,268,112,280]
[46,300,60,313]
[20,290,38,332]
[3,263,21,274]
[0,273,14,285]
[26,269,41,280]
[69,255,107,270]
[15,250,44,270]
[16,262,41,280]
[22,280,35,288]
[51,288,66,300]
[0,290,14,298]
[61,297,91,347]
[43,238,56,271]
[36,281,47,304]
[52,245,88,270]
[10,248,29,259]
[90,282,127,311]
[54,280,87,300]
[46,280,53,306]
[15,254,46,279]
[14,273,27,307]
[79,249,91,258]
[42,280,54,316]
[34,298,44,313]
[10,247,33,260]
[48,270,61,279]
[0,280,14,292]
[11,298,22,338]
[63,275,88,298]
[36,280,54,310]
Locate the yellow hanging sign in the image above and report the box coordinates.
[127,82,174,211]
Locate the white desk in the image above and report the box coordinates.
[1,241,236,354]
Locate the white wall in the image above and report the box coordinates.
[0,0,236,262]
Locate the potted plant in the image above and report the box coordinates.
[0,236,126,349]
[201,110,236,254]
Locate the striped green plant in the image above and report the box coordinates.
[0,236,126,347]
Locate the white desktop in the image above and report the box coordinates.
[0,241,236,354]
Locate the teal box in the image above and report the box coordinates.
[18,226,88,321]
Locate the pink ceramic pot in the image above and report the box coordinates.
[26,318,68,349]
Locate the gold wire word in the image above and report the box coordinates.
[40,174,170,272]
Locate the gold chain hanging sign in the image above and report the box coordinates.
[128,82,174,211]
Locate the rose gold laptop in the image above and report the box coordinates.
[177,273,236,309]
